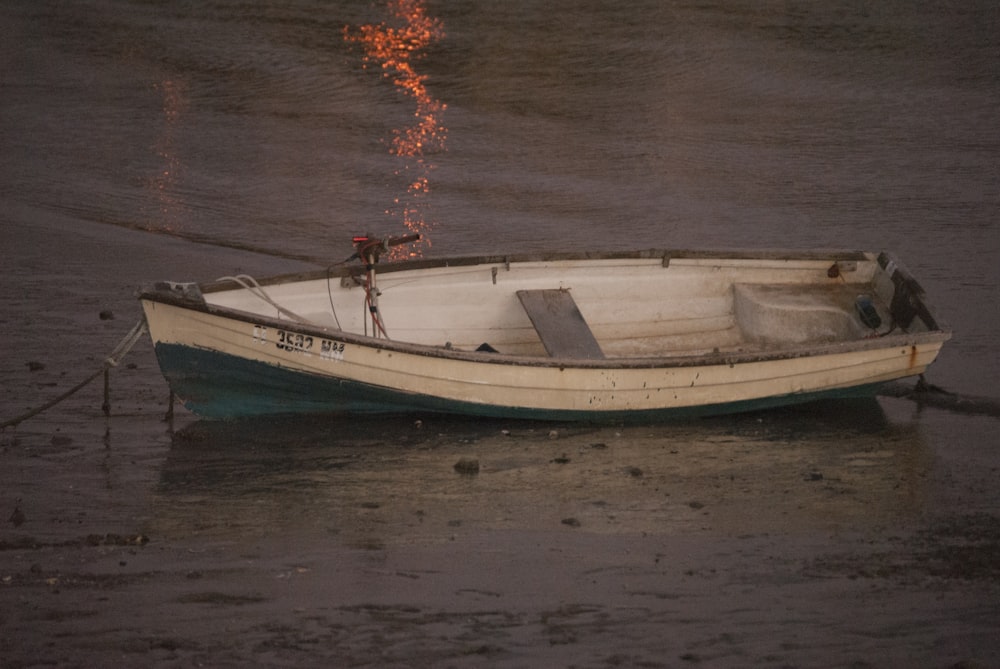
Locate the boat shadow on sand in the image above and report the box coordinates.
[151,398,933,546]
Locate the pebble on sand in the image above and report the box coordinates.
[454,458,480,475]
[9,505,25,528]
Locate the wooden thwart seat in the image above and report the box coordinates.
[516,289,605,360]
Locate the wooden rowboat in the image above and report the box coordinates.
[139,239,950,421]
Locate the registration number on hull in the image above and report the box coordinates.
[252,325,346,361]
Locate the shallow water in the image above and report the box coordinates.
[2,0,999,666]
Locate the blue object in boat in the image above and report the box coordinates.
[855,294,882,330]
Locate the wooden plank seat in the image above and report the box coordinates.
[516,289,605,360]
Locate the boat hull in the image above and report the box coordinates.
[142,300,946,422]
[151,340,898,421]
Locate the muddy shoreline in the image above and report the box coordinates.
[3,210,999,668]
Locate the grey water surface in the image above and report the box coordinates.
[2,1,998,666]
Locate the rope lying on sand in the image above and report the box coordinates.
[1,319,148,429]
[877,377,1000,418]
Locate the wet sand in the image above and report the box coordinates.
[2,209,999,668]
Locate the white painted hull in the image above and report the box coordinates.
[140,249,950,420]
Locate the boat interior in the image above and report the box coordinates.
[196,253,936,360]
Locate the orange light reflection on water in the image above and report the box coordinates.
[146,78,188,231]
[345,0,447,258]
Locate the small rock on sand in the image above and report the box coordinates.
[454,458,480,475]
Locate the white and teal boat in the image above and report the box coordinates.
[140,238,950,421]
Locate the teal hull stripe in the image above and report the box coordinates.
[153,343,883,421]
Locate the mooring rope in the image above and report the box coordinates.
[877,377,1000,419]
[4,318,996,426]
[1,319,148,429]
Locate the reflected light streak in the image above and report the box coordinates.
[345,0,447,258]
[146,78,188,231]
